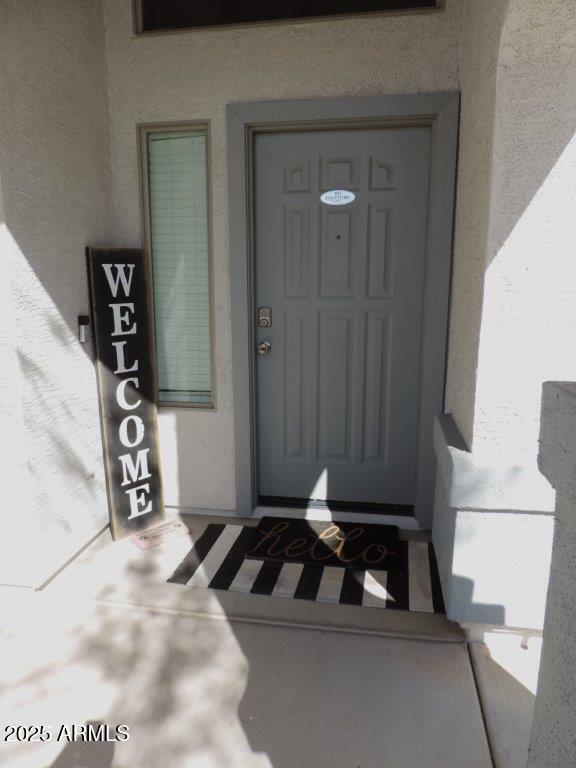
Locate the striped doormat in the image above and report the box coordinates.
[167,522,446,614]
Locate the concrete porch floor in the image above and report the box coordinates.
[0,514,494,768]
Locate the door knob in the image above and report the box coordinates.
[257,341,271,356]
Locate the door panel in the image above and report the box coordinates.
[255,127,431,506]
[363,310,392,464]
[320,211,354,297]
[317,310,354,461]
[284,207,310,298]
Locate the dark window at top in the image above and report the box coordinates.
[139,1,438,33]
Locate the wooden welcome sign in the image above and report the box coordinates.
[87,247,164,540]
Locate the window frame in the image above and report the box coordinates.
[138,120,216,410]
[132,0,444,36]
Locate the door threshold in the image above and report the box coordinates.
[253,505,420,531]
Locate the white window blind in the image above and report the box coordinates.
[147,130,212,405]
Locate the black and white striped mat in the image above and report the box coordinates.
[167,523,445,614]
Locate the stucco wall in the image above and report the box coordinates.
[444,0,509,448]
[433,0,576,629]
[528,382,576,767]
[432,414,554,630]
[472,0,576,460]
[103,0,464,511]
[447,0,576,460]
[0,1,113,585]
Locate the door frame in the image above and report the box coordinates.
[227,92,459,529]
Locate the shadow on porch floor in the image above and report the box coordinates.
[0,513,492,768]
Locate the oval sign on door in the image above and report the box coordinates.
[320,189,356,206]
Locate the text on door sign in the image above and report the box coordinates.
[320,189,356,205]
[86,247,164,540]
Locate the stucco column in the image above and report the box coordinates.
[526,382,576,767]
[432,0,576,631]
[466,1,576,461]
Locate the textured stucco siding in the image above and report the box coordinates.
[434,0,576,628]
[528,383,576,767]
[472,0,576,460]
[0,1,113,584]
[432,415,554,630]
[444,0,509,448]
[102,0,464,511]
[447,0,576,460]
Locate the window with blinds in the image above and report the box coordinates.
[146,129,213,406]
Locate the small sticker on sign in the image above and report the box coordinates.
[320,190,356,206]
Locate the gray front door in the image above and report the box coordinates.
[255,127,431,507]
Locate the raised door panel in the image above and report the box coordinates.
[362,311,392,464]
[321,156,360,190]
[367,204,394,299]
[284,206,311,298]
[317,311,354,462]
[319,210,354,298]
[284,311,307,460]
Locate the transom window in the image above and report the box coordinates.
[136,1,439,33]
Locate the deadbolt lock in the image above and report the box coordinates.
[257,306,272,328]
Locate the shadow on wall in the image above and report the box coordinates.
[0,2,113,583]
[18,349,100,511]
[487,2,576,258]
[481,0,576,455]
[525,382,576,767]
[451,574,505,627]
[0,0,112,344]
[432,450,518,627]
[449,0,576,448]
